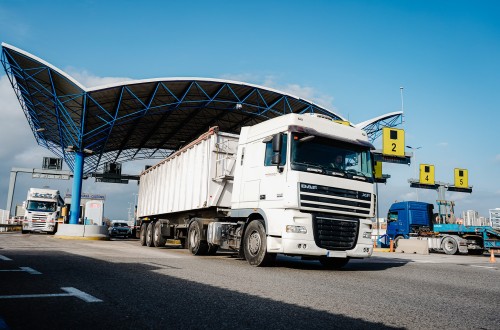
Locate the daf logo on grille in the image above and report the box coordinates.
[301,184,318,190]
[360,192,370,198]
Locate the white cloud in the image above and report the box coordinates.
[437,142,449,147]
[65,67,132,88]
[220,73,337,114]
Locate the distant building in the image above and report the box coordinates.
[490,208,500,229]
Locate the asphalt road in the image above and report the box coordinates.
[0,232,498,329]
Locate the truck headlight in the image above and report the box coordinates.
[286,225,307,234]
[363,232,371,239]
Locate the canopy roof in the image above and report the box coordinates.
[1,43,348,174]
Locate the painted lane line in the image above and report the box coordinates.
[469,265,497,270]
[19,267,42,275]
[0,287,102,303]
[61,287,103,302]
[0,267,42,275]
[0,255,12,261]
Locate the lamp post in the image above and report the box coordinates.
[406,145,422,201]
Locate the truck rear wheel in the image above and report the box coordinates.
[442,237,458,255]
[243,220,276,267]
[146,222,155,247]
[153,221,167,247]
[188,221,209,255]
[139,223,147,246]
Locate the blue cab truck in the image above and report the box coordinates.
[387,201,500,255]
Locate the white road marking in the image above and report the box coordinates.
[19,267,42,275]
[0,255,12,261]
[0,287,102,303]
[0,267,41,274]
[469,265,497,270]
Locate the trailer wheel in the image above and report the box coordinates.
[139,223,147,246]
[146,222,155,247]
[188,221,208,255]
[442,237,458,255]
[319,257,350,270]
[153,221,167,247]
[243,220,276,267]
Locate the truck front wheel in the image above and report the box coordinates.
[442,237,458,255]
[243,220,276,267]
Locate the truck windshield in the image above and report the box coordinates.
[26,201,57,212]
[290,132,373,182]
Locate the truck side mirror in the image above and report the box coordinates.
[271,134,282,166]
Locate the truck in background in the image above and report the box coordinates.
[136,113,376,268]
[387,201,500,255]
[22,188,64,234]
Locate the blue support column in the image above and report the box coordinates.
[69,151,84,224]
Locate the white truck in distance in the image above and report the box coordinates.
[22,188,64,234]
[136,113,375,268]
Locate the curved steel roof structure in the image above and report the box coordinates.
[355,111,403,143]
[1,43,402,175]
[1,43,348,174]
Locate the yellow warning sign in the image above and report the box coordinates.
[419,164,435,185]
[382,127,405,157]
[454,168,468,188]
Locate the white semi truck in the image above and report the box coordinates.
[136,113,375,268]
[22,188,64,234]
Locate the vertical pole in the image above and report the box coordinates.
[69,152,84,225]
[375,182,379,248]
[6,170,18,220]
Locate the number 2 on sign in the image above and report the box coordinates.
[392,143,396,152]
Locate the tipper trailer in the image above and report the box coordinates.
[387,201,500,255]
[136,113,376,267]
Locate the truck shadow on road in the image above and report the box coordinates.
[0,250,404,330]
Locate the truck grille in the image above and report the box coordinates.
[313,214,359,250]
[299,183,372,216]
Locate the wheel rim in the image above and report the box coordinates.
[247,230,261,256]
[444,240,453,251]
[190,227,198,249]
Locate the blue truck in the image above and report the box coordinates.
[386,201,500,255]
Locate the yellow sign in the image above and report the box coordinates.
[419,164,435,185]
[454,168,468,188]
[382,127,405,157]
[374,161,383,179]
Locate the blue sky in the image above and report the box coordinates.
[0,0,499,219]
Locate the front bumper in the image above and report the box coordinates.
[264,209,373,258]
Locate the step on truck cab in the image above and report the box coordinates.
[136,113,376,268]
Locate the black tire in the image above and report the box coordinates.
[139,223,147,246]
[319,257,350,270]
[188,221,209,255]
[207,244,219,255]
[21,230,28,234]
[146,222,155,247]
[153,221,167,247]
[393,236,403,249]
[442,237,458,255]
[243,220,276,267]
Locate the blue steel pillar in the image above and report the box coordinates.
[69,151,84,224]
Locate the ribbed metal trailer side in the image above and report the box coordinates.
[137,128,238,219]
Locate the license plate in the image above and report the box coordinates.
[327,251,347,258]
